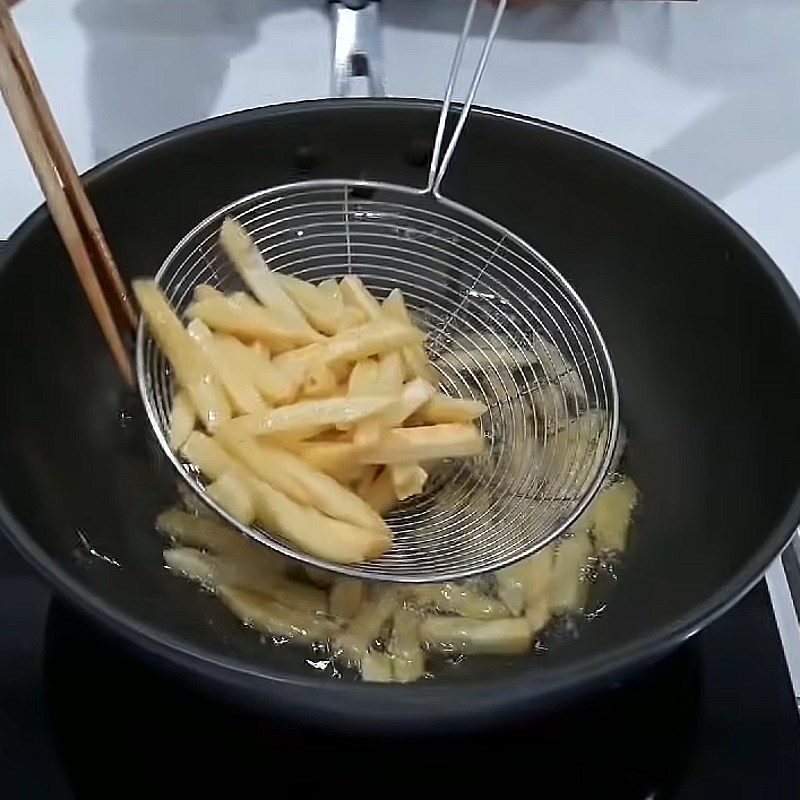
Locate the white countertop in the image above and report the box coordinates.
[2,0,800,693]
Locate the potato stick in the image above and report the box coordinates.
[275,273,344,335]
[421,617,531,655]
[169,390,196,451]
[356,465,380,496]
[155,508,285,573]
[181,431,249,483]
[252,480,390,563]
[220,396,394,442]
[590,478,638,553]
[214,335,298,406]
[186,292,310,351]
[525,595,551,636]
[409,583,509,620]
[219,217,312,332]
[361,651,394,683]
[133,281,231,432]
[275,318,425,370]
[206,471,256,525]
[495,544,554,617]
[414,394,488,425]
[222,435,390,535]
[293,441,358,475]
[347,359,379,395]
[177,482,215,518]
[549,531,594,614]
[335,586,397,666]
[299,363,338,399]
[304,565,335,588]
[358,467,397,515]
[187,319,268,416]
[389,607,425,684]
[352,352,403,447]
[382,288,436,381]
[164,547,326,613]
[358,423,484,464]
[329,579,364,619]
[381,378,437,429]
[390,464,427,501]
[218,585,337,644]
[317,278,341,300]
[340,275,382,320]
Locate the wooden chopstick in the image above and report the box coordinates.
[0,3,135,385]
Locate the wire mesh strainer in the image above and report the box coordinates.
[137,0,619,583]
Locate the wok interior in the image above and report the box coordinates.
[2,101,800,689]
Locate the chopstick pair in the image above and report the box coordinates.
[0,2,136,385]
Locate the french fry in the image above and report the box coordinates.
[340,275,382,320]
[217,585,337,643]
[186,290,311,351]
[205,471,256,525]
[133,280,231,432]
[220,435,390,535]
[549,531,594,614]
[389,607,425,683]
[381,378,437,428]
[357,467,397,515]
[361,651,394,683]
[187,318,268,416]
[299,363,338,399]
[409,583,509,620]
[359,423,484,464]
[588,478,638,553]
[390,464,427,501]
[495,543,555,618]
[275,273,345,335]
[169,390,196,451]
[220,396,394,442]
[382,288,437,381]
[181,431,247,483]
[252,480,390,563]
[329,579,364,619]
[219,217,316,335]
[214,335,298,406]
[421,617,531,655]
[334,586,397,666]
[293,441,358,476]
[414,394,488,425]
[274,318,425,370]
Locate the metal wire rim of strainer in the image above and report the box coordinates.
[136,179,619,582]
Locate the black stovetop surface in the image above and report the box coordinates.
[1,527,798,799]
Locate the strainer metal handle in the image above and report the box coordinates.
[427,0,508,196]
[329,0,386,98]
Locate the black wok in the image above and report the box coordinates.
[2,98,800,731]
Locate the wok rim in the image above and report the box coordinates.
[2,97,799,723]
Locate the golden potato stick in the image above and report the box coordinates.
[334,586,397,666]
[496,543,555,618]
[382,288,437,381]
[275,273,344,335]
[275,318,425,370]
[299,363,338,399]
[409,583,509,620]
[389,464,427,501]
[186,319,268,416]
[390,607,425,684]
[213,335,298,406]
[220,435,390,535]
[169,390,196,452]
[358,467,397,515]
[206,471,256,525]
[218,585,338,644]
[361,651,394,683]
[133,281,231,432]
[421,617,532,655]
[155,508,287,573]
[590,478,638,553]
[329,578,364,619]
[358,423,484,464]
[549,531,594,614]
[219,217,311,332]
[220,396,395,442]
[252,481,390,564]
[186,292,308,351]
[340,275,382,320]
[414,394,488,425]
